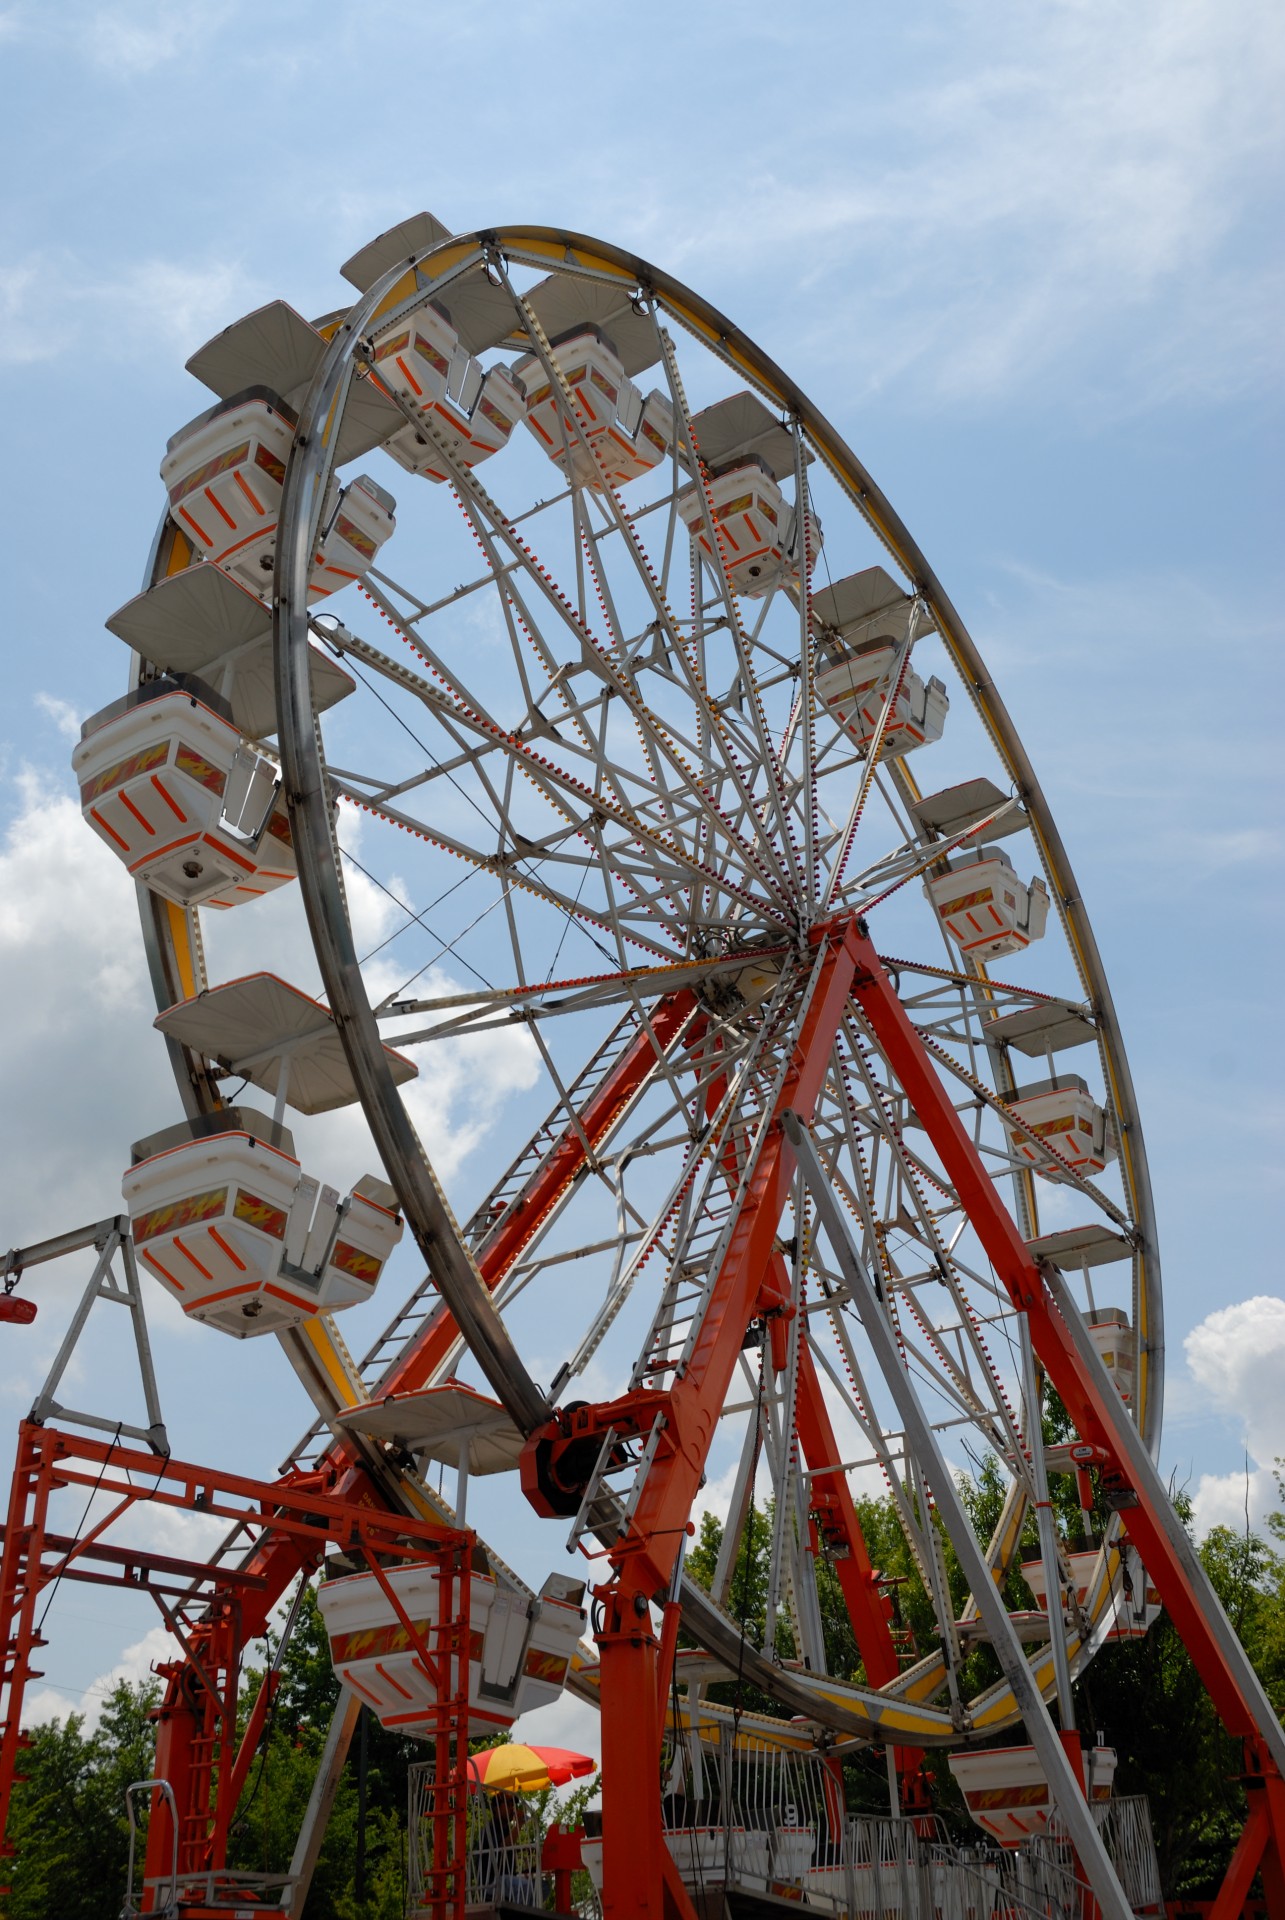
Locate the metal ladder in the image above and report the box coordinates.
[280,1005,650,1475]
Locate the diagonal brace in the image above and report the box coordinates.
[785,1108,1132,1920]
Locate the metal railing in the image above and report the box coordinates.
[408,1767,551,1914]
[406,1733,1163,1919]
[654,1731,1164,1917]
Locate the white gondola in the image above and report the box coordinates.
[74,678,297,910]
[372,293,525,483]
[317,1562,586,1739]
[1021,1545,1161,1641]
[1087,1306,1136,1402]
[925,844,1050,962]
[948,1743,1117,1845]
[813,567,948,758]
[124,1109,402,1336]
[678,453,821,596]
[160,387,395,596]
[1004,1074,1115,1176]
[514,323,674,489]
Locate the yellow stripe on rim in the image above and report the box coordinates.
[164,900,198,1002]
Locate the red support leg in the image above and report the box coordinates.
[0,1427,49,1893]
[1208,1792,1269,1920]
[129,997,709,1910]
[422,1539,470,1920]
[0,1423,464,1912]
[844,925,1285,1897]
[793,1335,900,1687]
[575,924,865,1918]
[596,1590,679,1920]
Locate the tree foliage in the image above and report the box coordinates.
[5,1680,158,1920]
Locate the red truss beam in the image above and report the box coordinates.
[379,990,699,1400]
[0,1421,466,1908]
[604,923,863,1599]
[573,918,864,1920]
[520,913,1285,1912]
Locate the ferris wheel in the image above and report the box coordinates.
[6,213,1283,1920]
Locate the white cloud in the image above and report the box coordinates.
[0,1,236,76]
[1184,1294,1285,1534]
[513,1687,602,1775]
[0,250,259,368]
[83,5,189,75]
[34,693,83,742]
[671,0,1285,411]
[23,1624,178,1731]
[0,770,163,1244]
[0,760,539,1293]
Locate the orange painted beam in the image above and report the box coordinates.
[792,1337,900,1689]
[588,920,862,1920]
[380,990,698,1400]
[606,921,863,1600]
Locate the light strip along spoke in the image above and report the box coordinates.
[878,953,1082,1010]
[364,320,793,909]
[823,1027,1032,1472]
[555,985,795,1391]
[630,963,817,1401]
[334,778,677,963]
[444,484,626,781]
[379,948,790,1026]
[882,1287,1011,1455]
[321,619,786,933]
[354,577,787,927]
[914,1027,1131,1230]
[842,799,1022,915]
[651,312,807,900]
[827,817,958,902]
[821,611,923,909]
[575,492,679,820]
[375,436,671,850]
[496,266,799,905]
[803,1323,939,1598]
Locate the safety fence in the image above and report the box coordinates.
[406,1732,1164,1917]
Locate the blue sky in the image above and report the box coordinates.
[0,0,1282,1736]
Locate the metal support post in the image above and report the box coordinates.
[834,923,1285,1888]
[284,1690,361,1914]
[582,925,862,1920]
[1018,1314,1077,1734]
[785,1110,1132,1920]
[26,1219,168,1455]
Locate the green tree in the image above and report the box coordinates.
[6,1679,159,1920]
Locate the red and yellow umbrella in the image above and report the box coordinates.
[467,1743,596,1793]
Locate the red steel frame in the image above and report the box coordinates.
[843,928,1285,1917]
[514,915,1285,1917]
[0,1422,467,1916]
[9,919,1276,1914]
[136,990,698,1906]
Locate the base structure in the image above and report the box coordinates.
[0,1421,469,1917]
